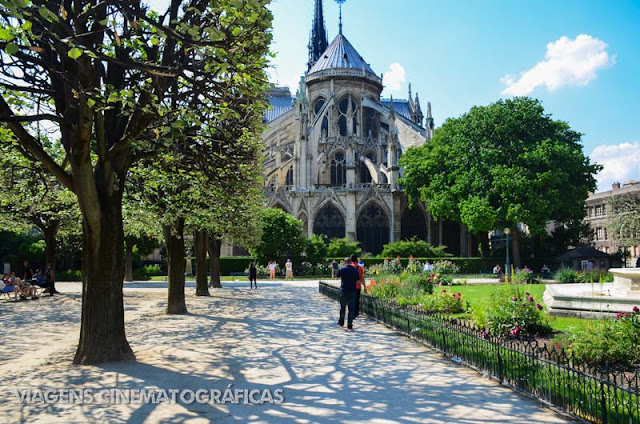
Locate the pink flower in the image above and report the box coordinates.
[528,296,534,302]
[536,303,543,311]
[525,292,530,296]
[512,296,518,301]
[442,289,447,293]
[633,306,639,313]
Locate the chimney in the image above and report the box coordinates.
[612,182,621,190]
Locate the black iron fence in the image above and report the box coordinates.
[319,282,639,424]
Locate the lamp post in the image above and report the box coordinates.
[504,228,511,282]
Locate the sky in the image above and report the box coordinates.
[266,0,640,192]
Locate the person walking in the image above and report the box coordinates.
[44,263,58,295]
[268,261,276,281]
[249,262,257,289]
[331,259,339,279]
[285,259,293,281]
[351,254,365,318]
[337,257,359,331]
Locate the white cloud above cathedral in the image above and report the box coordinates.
[501,34,614,96]
[590,141,640,191]
[383,63,407,93]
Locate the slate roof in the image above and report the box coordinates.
[381,99,413,122]
[265,89,294,123]
[558,246,612,259]
[308,33,375,75]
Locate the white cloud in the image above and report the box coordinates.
[383,63,407,92]
[590,141,640,192]
[501,34,614,96]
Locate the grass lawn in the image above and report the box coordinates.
[454,284,597,334]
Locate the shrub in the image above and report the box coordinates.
[554,268,579,284]
[421,290,465,314]
[306,234,328,260]
[432,260,460,275]
[57,269,82,281]
[327,238,362,257]
[142,264,163,276]
[569,308,640,369]
[484,287,551,337]
[513,270,536,284]
[380,238,451,258]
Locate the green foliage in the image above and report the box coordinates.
[251,208,306,263]
[607,191,640,250]
[432,260,460,275]
[484,286,551,337]
[513,270,536,284]
[327,238,362,258]
[422,290,465,313]
[306,234,328,260]
[569,310,640,369]
[57,269,82,282]
[554,268,580,284]
[381,238,451,258]
[400,97,601,239]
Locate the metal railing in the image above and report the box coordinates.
[319,282,639,424]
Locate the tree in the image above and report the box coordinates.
[122,193,161,282]
[400,97,601,266]
[251,208,306,263]
[0,0,273,364]
[306,234,328,261]
[608,191,640,258]
[327,238,361,258]
[0,132,80,269]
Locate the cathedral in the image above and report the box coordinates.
[262,0,468,255]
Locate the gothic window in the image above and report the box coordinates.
[285,166,294,186]
[363,107,378,139]
[314,97,326,116]
[357,203,390,255]
[337,95,358,136]
[321,116,329,137]
[401,206,428,241]
[330,152,346,187]
[314,204,345,240]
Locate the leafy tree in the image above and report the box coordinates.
[327,238,362,258]
[123,193,161,282]
[0,134,80,269]
[607,191,640,258]
[400,97,601,266]
[306,234,328,261]
[0,0,273,364]
[380,238,451,258]
[251,208,305,263]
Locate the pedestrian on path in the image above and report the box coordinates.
[285,259,293,281]
[249,262,257,289]
[268,261,276,281]
[351,254,365,318]
[337,257,359,331]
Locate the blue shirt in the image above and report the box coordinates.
[337,265,359,292]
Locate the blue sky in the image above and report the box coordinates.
[267,0,640,192]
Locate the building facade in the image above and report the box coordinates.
[585,181,640,266]
[260,0,472,255]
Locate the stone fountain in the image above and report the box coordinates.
[543,268,640,318]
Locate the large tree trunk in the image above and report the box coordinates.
[124,237,134,282]
[512,227,522,268]
[194,229,210,296]
[73,180,135,365]
[43,220,59,270]
[208,236,222,288]
[164,218,187,314]
[479,232,490,258]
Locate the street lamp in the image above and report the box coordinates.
[504,228,511,282]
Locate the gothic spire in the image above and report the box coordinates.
[307,0,329,71]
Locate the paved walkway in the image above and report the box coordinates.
[0,281,570,423]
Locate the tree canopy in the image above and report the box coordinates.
[607,191,640,252]
[400,97,601,264]
[251,208,306,263]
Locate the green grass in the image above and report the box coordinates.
[454,284,596,334]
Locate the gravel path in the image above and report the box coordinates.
[0,280,570,423]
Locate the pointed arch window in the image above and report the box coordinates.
[285,166,294,186]
[338,95,358,136]
[359,151,376,184]
[330,152,346,187]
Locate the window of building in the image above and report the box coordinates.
[285,167,294,186]
[314,204,345,240]
[314,97,326,116]
[596,227,604,241]
[337,95,358,137]
[330,152,346,187]
[595,206,602,217]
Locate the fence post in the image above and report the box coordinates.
[600,379,608,424]
[497,345,503,384]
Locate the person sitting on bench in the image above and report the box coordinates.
[1,274,24,301]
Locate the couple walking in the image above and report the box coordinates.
[337,254,365,331]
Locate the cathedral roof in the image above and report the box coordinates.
[264,87,294,123]
[308,33,375,75]
[381,99,414,123]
